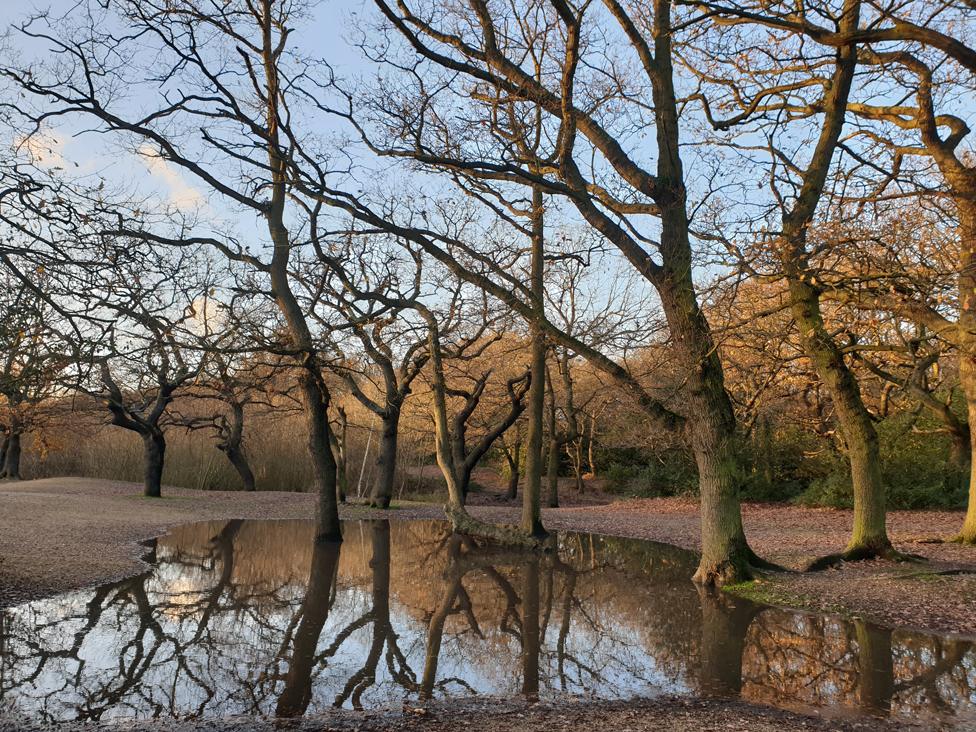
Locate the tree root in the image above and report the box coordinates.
[445,504,549,549]
[897,567,976,579]
[805,544,923,572]
[693,545,791,587]
[949,534,976,546]
[746,547,791,573]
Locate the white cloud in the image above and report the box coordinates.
[14,128,67,166]
[136,143,205,210]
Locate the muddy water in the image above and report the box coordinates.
[0,519,973,727]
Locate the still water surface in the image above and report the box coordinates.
[0,519,974,727]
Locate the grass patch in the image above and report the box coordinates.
[723,579,846,616]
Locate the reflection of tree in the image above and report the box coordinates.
[0,520,300,721]
[742,610,976,722]
[521,556,540,700]
[696,588,763,697]
[2,519,975,727]
[420,535,482,700]
[856,621,894,715]
[417,533,660,702]
[275,535,341,717]
[330,520,416,709]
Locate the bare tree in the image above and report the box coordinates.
[313,0,771,583]
[0,271,65,479]
[2,0,355,538]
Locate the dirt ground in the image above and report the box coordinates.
[0,696,929,732]
[1,476,974,732]
[1,476,975,635]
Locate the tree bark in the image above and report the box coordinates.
[0,428,21,480]
[586,412,597,476]
[653,7,764,576]
[260,0,341,542]
[300,369,343,542]
[572,439,585,494]
[505,443,520,500]
[959,361,976,542]
[522,185,547,536]
[545,372,560,508]
[218,402,256,491]
[956,207,976,543]
[142,430,165,498]
[791,280,892,557]
[655,206,756,584]
[370,409,399,508]
[224,443,256,492]
[949,426,971,474]
[334,409,349,504]
[546,436,560,509]
[777,0,885,559]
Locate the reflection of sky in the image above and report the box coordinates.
[0,525,692,722]
[0,520,974,728]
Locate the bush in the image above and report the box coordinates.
[603,450,697,498]
[794,412,968,510]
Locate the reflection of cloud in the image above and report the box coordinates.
[15,129,67,166]
[137,143,205,209]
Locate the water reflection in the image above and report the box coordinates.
[0,519,974,729]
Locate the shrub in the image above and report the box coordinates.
[603,450,697,498]
[793,412,967,510]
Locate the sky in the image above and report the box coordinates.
[2,0,972,337]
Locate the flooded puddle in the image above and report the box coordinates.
[1,519,974,727]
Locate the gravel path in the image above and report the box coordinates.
[2,477,975,633]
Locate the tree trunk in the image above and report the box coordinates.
[776,0,878,560]
[654,226,757,583]
[220,402,256,491]
[522,185,547,536]
[370,410,399,509]
[0,425,22,480]
[572,439,585,494]
[790,279,892,558]
[956,206,976,543]
[957,353,976,542]
[300,369,343,542]
[642,0,761,585]
[142,430,165,498]
[505,446,520,500]
[224,444,256,492]
[546,438,560,509]
[450,428,470,505]
[690,418,754,584]
[457,460,474,503]
[545,373,560,508]
[949,426,971,474]
[329,407,348,504]
[586,412,597,476]
[262,2,341,543]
